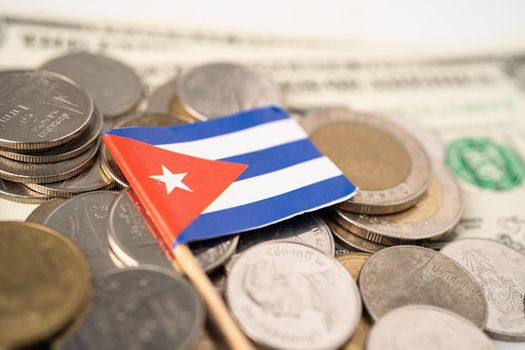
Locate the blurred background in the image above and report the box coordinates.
[3,0,525,44]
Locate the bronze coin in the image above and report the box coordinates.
[0,222,90,348]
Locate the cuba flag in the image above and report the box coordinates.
[102,106,357,247]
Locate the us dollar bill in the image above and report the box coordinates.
[1,15,525,257]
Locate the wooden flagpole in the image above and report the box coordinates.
[172,244,255,350]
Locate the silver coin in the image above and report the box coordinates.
[0,105,103,163]
[225,213,335,273]
[26,157,113,197]
[326,218,388,253]
[100,144,127,188]
[42,53,143,118]
[0,177,52,204]
[145,77,178,114]
[359,245,488,328]
[100,113,190,188]
[333,162,463,245]
[62,267,205,350]
[301,108,432,215]
[0,143,97,183]
[190,235,239,273]
[176,62,284,120]
[107,189,173,270]
[441,238,525,341]
[226,241,361,350]
[108,189,238,272]
[366,305,494,350]
[0,70,93,150]
[43,190,120,276]
[26,197,67,224]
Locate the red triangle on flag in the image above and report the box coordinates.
[102,134,248,247]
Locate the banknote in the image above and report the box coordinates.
[1,14,525,257]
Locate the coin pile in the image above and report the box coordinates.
[0,70,111,202]
[2,52,525,350]
[299,107,463,252]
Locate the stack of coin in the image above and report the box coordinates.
[300,107,463,252]
[0,70,110,203]
[148,62,284,120]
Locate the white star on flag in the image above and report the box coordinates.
[150,165,193,194]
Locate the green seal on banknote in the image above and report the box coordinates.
[446,137,525,191]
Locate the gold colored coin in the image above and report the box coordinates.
[301,108,431,215]
[334,161,462,245]
[336,252,372,350]
[312,122,411,190]
[0,222,90,349]
[337,252,372,280]
[344,313,372,350]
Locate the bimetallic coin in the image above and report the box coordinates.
[62,267,205,350]
[359,246,488,328]
[42,53,143,118]
[441,238,525,341]
[0,143,97,183]
[333,162,462,245]
[175,62,284,120]
[26,197,67,224]
[366,305,494,350]
[43,191,120,276]
[101,113,190,188]
[327,218,388,254]
[108,189,238,272]
[227,241,361,350]
[301,108,431,215]
[0,105,103,163]
[0,222,90,349]
[26,158,113,197]
[225,213,335,273]
[0,70,93,150]
[0,177,52,204]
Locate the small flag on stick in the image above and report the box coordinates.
[102,106,357,349]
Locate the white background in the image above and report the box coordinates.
[2,0,525,44]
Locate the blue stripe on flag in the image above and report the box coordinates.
[102,106,288,145]
[175,175,355,244]
[220,139,323,180]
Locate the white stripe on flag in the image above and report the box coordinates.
[156,118,307,160]
[202,156,343,213]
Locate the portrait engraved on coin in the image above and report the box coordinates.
[227,241,361,350]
